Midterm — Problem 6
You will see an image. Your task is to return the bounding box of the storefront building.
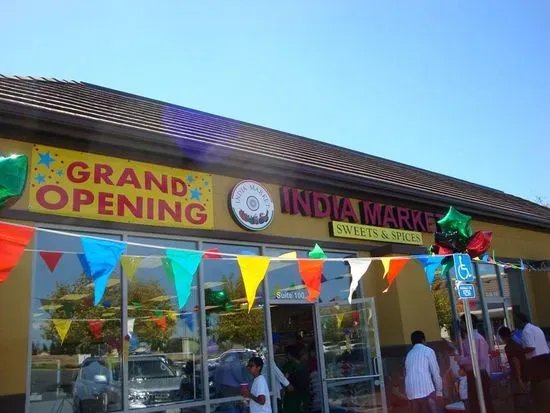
[0,76,549,413]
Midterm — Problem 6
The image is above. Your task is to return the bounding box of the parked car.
[72,354,196,412]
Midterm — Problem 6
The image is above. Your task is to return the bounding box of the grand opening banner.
[29,145,214,229]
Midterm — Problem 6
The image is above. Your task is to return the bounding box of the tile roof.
[0,75,549,228]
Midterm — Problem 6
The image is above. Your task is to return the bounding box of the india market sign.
[281,186,444,245]
[29,145,214,229]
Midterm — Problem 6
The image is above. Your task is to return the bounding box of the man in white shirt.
[272,362,293,412]
[243,357,271,413]
[405,330,443,413]
[515,313,550,412]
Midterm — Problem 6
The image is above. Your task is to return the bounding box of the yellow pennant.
[167,311,178,321]
[380,258,391,278]
[121,256,143,282]
[336,313,345,329]
[53,319,72,344]
[237,256,271,312]
[267,251,297,272]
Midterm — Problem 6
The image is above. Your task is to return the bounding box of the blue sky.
[2,1,549,203]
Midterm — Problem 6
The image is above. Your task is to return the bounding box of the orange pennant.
[297,259,324,302]
[0,222,35,282]
[382,258,409,293]
[152,315,167,330]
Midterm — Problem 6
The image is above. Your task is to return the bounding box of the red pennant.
[203,248,222,259]
[152,315,167,330]
[384,258,409,291]
[39,251,63,272]
[0,222,35,282]
[297,259,324,302]
[88,320,104,340]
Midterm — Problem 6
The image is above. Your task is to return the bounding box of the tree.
[208,273,266,351]
[431,272,453,337]
[42,274,176,355]
[535,196,550,208]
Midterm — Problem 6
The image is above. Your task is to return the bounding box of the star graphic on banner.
[190,188,202,201]
[56,169,64,176]
[37,151,55,168]
[187,175,195,183]
[35,173,46,184]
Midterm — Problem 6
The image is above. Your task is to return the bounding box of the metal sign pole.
[463,297,487,413]
[453,253,487,413]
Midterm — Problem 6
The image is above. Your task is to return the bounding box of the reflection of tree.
[432,273,453,336]
[42,274,176,354]
[208,273,265,351]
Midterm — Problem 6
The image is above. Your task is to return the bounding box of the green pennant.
[308,243,327,259]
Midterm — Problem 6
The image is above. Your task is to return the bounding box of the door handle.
[373,356,380,376]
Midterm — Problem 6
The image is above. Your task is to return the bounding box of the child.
[242,357,271,413]
[457,366,468,404]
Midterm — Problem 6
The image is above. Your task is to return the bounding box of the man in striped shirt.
[405,330,443,413]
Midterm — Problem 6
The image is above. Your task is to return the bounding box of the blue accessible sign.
[453,254,474,282]
[458,283,476,300]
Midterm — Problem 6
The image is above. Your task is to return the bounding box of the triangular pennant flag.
[269,252,297,272]
[78,254,92,278]
[140,256,162,269]
[88,320,104,340]
[308,243,327,259]
[520,259,525,270]
[182,313,194,331]
[127,318,135,334]
[102,300,112,308]
[152,315,167,330]
[381,258,410,293]
[237,256,270,311]
[80,237,126,305]
[53,319,72,344]
[336,313,345,329]
[39,251,63,272]
[167,311,178,321]
[153,309,163,318]
[203,248,222,259]
[347,258,373,303]
[416,256,445,287]
[161,257,175,281]
[297,259,324,302]
[165,249,204,309]
[120,256,142,282]
[0,222,35,282]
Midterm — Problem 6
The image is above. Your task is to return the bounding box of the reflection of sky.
[32,231,122,343]
[127,237,200,343]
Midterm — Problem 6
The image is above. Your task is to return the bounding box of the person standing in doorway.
[515,313,550,412]
[272,360,293,412]
[455,314,495,413]
[242,357,271,413]
[498,327,530,413]
[283,345,310,413]
[405,330,443,413]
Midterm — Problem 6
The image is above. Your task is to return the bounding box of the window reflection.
[30,231,123,413]
[202,243,269,403]
[266,248,356,303]
[126,237,202,408]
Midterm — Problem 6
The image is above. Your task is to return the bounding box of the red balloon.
[466,231,492,258]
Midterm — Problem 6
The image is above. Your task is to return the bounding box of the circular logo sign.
[230,180,274,231]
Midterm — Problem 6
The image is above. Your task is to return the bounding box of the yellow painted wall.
[0,219,33,396]
[1,136,549,396]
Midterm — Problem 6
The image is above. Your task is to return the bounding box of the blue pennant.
[181,313,194,331]
[165,249,204,309]
[80,237,126,305]
[78,254,92,279]
[416,255,445,287]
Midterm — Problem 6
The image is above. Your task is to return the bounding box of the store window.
[266,248,357,303]
[126,237,203,408]
[30,230,123,413]
[202,243,269,403]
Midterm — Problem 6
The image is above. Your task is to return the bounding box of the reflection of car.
[72,354,192,412]
[212,349,260,398]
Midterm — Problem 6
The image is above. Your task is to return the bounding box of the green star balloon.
[437,206,473,242]
[0,154,28,207]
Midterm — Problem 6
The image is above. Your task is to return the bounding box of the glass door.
[314,297,387,413]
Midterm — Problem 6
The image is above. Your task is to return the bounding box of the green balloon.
[437,207,473,241]
[0,154,28,207]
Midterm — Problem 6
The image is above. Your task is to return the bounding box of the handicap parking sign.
[458,283,476,300]
[453,254,474,282]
